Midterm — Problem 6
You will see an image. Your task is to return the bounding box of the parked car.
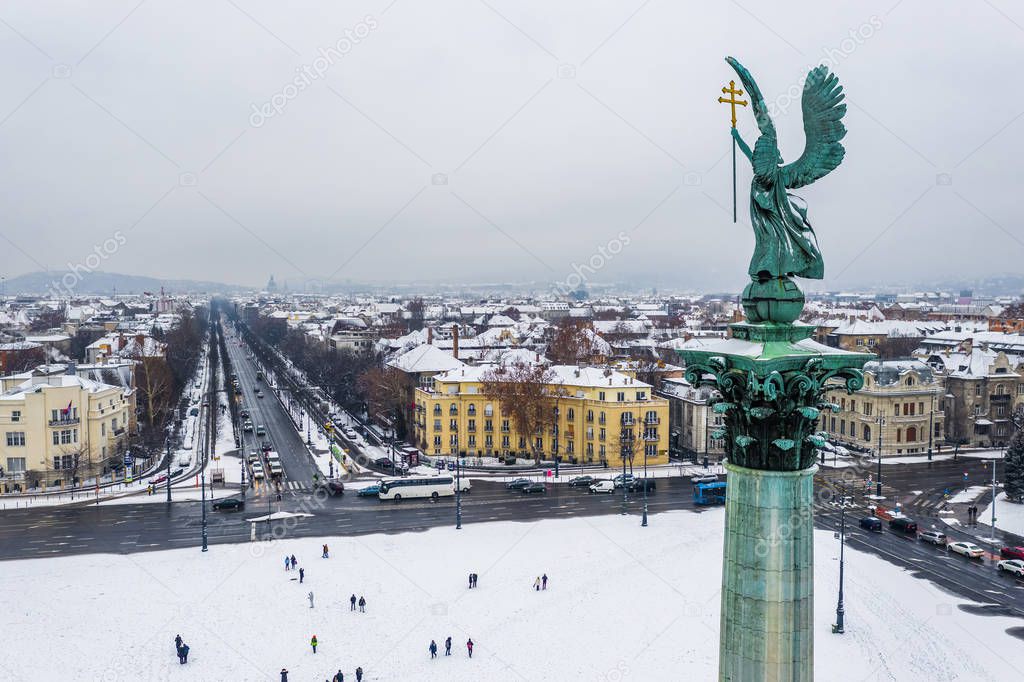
[213,497,245,511]
[343,427,358,440]
[612,474,635,489]
[1000,546,1024,561]
[243,420,253,432]
[919,530,947,546]
[316,479,345,495]
[170,467,184,477]
[148,474,168,486]
[949,541,985,559]
[888,517,918,534]
[506,478,532,490]
[568,475,598,488]
[859,517,882,532]
[691,473,718,484]
[628,478,656,493]
[256,390,264,398]
[357,483,381,497]
[589,480,615,494]
[521,482,546,494]
[996,559,1024,577]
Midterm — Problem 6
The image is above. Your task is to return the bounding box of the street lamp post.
[641,432,649,528]
[620,424,631,516]
[927,391,935,461]
[833,482,846,634]
[456,457,462,530]
[165,436,172,503]
[876,411,884,497]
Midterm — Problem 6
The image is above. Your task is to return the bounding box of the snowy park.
[3,509,1023,681]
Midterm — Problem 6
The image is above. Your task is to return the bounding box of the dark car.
[1000,546,1024,561]
[240,409,250,419]
[628,478,656,493]
[374,457,395,470]
[506,478,532,490]
[521,482,546,494]
[357,484,381,497]
[316,479,345,495]
[859,517,882,532]
[568,475,597,488]
[212,497,245,511]
[889,517,918,534]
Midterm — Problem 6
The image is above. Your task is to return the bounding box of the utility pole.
[991,457,997,533]
[456,457,462,530]
[641,432,649,528]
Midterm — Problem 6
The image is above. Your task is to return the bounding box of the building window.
[5,432,25,447]
[918,402,924,415]
[449,434,458,446]
[449,419,458,430]
[502,435,510,448]
[101,423,106,436]
[864,403,872,416]
[484,435,493,448]
[53,455,76,470]
[599,428,606,441]
[433,435,442,447]
[863,425,871,442]
[894,404,900,417]
[896,428,902,443]
[467,404,476,415]
[621,412,634,426]
[484,404,493,417]
[468,435,476,448]
[599,445,606,459]
[906,426,917,442]
[840,420,846,436]
[433,420,441,431]
[598,392,605,401]
[467,419,476,432]
[617,392,626,402]
[501,419,510,432]
[433,404,441,416]
[637,391,646,400]
[449,404,458,416]
[566,440,575,454]
[11,410,20,423]
[586,442,593,456]
[645,444,657,457]
[6,456,26,473]
[599,412,606,424]
[567,408,575,421]
[485,419,493,432]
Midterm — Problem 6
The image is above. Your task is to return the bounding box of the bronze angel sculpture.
[726,56,847,282]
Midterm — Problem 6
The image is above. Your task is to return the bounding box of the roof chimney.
[427,327,433,345]
[452,325,459,359]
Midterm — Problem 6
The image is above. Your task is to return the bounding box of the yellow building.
[414,365,669,466]
[0,374,134,489]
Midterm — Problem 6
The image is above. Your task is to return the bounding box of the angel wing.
[781,65,847,189]
[725,56,774,139]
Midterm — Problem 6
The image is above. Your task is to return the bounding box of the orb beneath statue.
[741,276,804,323]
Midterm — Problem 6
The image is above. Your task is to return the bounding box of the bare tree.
[546,319,593,365]
[357,365,413,438]
[873,335,921,360]
[482,361,556,464]
[131,353,175,433]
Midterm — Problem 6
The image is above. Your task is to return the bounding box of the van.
[889,517,918,534]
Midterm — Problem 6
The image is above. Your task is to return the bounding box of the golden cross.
[718,80,748,128]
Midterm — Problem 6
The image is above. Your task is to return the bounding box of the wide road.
[223,325,318,486]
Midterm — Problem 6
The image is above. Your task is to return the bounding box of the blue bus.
[693,482,727,506]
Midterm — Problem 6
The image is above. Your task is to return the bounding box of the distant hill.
[4,271,244,295]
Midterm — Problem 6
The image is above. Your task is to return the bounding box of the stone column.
[719,462,816,681]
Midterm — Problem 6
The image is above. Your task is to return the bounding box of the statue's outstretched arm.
[731,127,752,162]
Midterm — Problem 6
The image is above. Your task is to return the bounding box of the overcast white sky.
[0,1,1021,292]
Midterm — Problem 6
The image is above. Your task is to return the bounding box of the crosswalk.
[252,480,311,496]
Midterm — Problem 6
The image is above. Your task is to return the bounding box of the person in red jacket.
[466,638,474,658]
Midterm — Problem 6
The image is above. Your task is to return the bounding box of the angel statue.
[726,56,846,282]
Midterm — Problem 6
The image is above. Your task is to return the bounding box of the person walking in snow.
[310,634,318,654]
[299,567,305,583]
[332,670,344,682]
[323,544,329,558]
[358,596,366,612]
[280,668,289,682]
[429,640,438,659]
[533,576,541,591]
[466,638,474,658]
[350,594,357,611]
[176,645,185,665]
[285,556,290,571]
[444,636,452,656]
[355,667,363,681]
[542,573,548,590]
[290,554,297,570]
[174,634,183,651]
[308,591,315,608]
[468,572,473,589]
[181,643,189,664]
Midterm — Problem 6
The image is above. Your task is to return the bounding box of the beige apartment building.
[0,374,134,489]
[824,360,945,456]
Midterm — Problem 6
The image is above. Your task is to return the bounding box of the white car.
[996,559,1024,577]
[251,462,265,480]
[589,480,615,494]
[948,541,985,559]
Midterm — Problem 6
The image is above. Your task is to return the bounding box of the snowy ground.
[949,485,991,504]
[983,492,1024,538]
[3,512,1023,681]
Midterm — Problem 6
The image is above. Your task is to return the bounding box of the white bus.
[377,476,470,502]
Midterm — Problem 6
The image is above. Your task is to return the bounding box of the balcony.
[49,418,80,427]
